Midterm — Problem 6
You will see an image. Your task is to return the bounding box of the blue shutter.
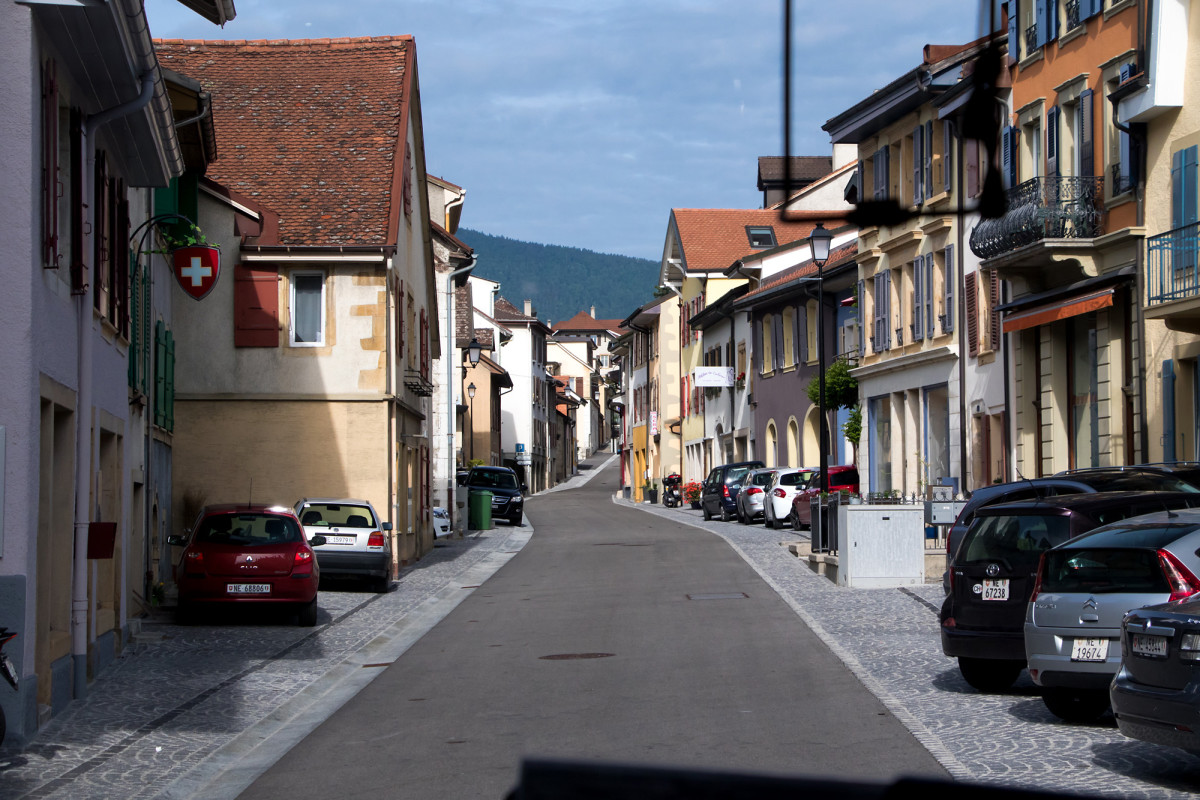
[1184,146,1198,226]
[1035,0,1048,48]
[1044,0,1058,43]
[1083,0,1101,20]
[943,245,955,333]
[1008,0,1021,63]
[913,258,924,341]
[1002,126,1017,189]
[1079,89,1094,178]
[1046,106,1059,177]
[855,159,864,203]
[913,125,924,205]
[925,254,935,337]
[883,271,892,349]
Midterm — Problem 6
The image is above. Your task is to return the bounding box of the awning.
[1001,287,1115,333]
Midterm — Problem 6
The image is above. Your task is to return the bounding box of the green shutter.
[165,329,176,432]
[155,320,166,427]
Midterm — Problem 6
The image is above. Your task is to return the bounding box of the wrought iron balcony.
[1066,0,1081,30]
[1024,24,1038,54]
[1110,163,1134,196]
[969,175,1105,260]
[1147,223,1200,307]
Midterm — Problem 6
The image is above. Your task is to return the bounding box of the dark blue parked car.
[701,460,765,522]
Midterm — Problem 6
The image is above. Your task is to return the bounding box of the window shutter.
[883,271,893,349]
[913,258,924,341]
[988,270,1002,351]
[42,60,59,268]
[1184,146,1199,226]
[1008,0,1021,63]
[754,316,763,374]
[924,120,934,198]
[857,279,865,355]
[873,148,886,199]
[154,321,166,427]
[116,194,130,338]
[797,304,807,364]
[966,138,980,198]
[855,159,864,203]
[420,308,430,379]
[1035,0,1048,48]
[942,120,953,193]
[943,245,955,333]
[1084,0,1101,19]
[165,328,176,432]
[93,155,109,313]
[69,108,84,293]
[925,253,935,338]
[966,273,979,357]
[882,146,891,199]
[396,278,405,358]
[913,125,923,205]
[1046,106,1059,177]
[873,274,884,352]
[1002,126,1017,189]
[1079,89,1094,178]
[234,265,280,347]
[773,312,784,371]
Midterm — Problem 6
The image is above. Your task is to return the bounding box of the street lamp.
[809,223,832,549]
[464,337,483,368]
[467,382,477,462]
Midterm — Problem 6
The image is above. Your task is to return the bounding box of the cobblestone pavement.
[0,523,533,800]
[622,497,1200,800]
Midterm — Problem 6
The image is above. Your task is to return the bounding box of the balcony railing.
[1024,24,1038,55]
[1147,223,1200,307]
[1110,162,1134,196]
[969,175,1105,260]
[1066,0,1081,30]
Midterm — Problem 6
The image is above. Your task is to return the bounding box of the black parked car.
[701,460,765,522]
[943,467,1200,592]
[464,466,526,525]
[940,491,1200,693]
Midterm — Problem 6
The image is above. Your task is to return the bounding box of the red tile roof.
[552,310,624,333]
[154,36,416,247]
[671,209,835,273]
[741,243,859,301]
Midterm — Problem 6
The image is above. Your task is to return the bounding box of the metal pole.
[817,261,829,548]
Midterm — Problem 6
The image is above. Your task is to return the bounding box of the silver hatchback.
[1025,510,1200,721]
[295,498,393,593]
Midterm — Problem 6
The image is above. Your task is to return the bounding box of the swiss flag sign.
[172,244,221,301]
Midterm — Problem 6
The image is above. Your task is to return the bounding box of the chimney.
[590,305,596,318]
[524,299,533,316]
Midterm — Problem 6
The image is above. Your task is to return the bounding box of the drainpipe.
[955,119,971,488]
[73,71,157,699]
[446,256,477,533]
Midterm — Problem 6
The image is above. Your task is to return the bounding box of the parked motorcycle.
[662,474,683,508]
[0,627,17,746]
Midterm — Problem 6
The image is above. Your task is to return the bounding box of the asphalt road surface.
[239,461,948,799]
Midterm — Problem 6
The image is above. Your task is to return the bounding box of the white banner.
[693,366,734,387]
[649,411,659,435]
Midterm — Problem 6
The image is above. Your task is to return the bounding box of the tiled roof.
[154,37,415,247]
[740,242,858,302]
[493,296,537,323]
[552,311,623,333]
[671,209,832,273]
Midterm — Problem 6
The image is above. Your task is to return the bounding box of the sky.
[145,0,995,261]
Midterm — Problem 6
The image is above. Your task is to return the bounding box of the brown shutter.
[69,108,85,294]
[966,138,980,198]
[988,269,1002,350]
[234,265,279,347]
[396,278,404,358]
[420,308,429,379]
[93,154,109,312]
[42,60,59,268]
[966,273,979,357]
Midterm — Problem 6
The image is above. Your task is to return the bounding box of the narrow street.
[237,457,946,799]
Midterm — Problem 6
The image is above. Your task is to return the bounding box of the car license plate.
[1131,634,1169,658]
[324,535,355,545]
[981,579,1009,601]
[227,583,270,595]
[1071,637,1110,662]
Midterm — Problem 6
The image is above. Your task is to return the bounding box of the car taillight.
[368,532,385,548]
[747,487,763,496]
[294,548,314,565]
[1159,549,1200,602]
[773,488,786,498]
[1029,553,1047,600]
[722,485,730,498]
[185,550,203,564]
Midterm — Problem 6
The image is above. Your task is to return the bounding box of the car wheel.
[702,504,712,521]
[721,506,732,522]
[372,573,391,593]
[791,510,802,532]
[1041,688,1110,722]
[957,657,1023,693]
[297,598,319,627]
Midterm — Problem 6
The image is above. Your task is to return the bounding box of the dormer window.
[746,226,776,249]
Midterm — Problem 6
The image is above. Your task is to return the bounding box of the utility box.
[837,505,925,588]
[468,490,493,530]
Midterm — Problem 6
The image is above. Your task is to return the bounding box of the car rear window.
[751,471,776,487]
[726,467,752,485]
[1067,522,1200,550]
[195,514,302,545]
[299,503,377,528]
[961,514,1071,568]
[1076,473,1200,493]
[470,471,519,490]
[780,471,812,487]
[1040,548,1169,594]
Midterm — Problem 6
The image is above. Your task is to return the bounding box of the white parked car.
[294,498,393,593]
[433,507,451,537]
[763,468,816,530]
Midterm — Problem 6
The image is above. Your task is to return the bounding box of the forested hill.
[455,228,660,326]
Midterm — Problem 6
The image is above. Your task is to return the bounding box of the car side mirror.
[381,522,393,531]
[309,535,327,547]
[167,534,187,547]
[520,483,528,493]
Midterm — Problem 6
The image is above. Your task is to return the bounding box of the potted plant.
[684,481,703,508]
[648,481,659,504]
[735,371,746,390]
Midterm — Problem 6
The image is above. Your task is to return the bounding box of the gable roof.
[738,242,859,305]
[670,209,830,273]
[154,36,416,247]
[552,310,624,334]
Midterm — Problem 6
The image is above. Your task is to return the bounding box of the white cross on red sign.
[172,244,221,300]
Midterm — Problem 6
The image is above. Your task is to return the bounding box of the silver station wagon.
[1025,509,1200,721]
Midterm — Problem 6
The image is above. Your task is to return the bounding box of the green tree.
[805,357,858,410]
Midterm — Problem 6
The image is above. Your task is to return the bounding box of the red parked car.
[790,466,861,530]
[169,504,325,626]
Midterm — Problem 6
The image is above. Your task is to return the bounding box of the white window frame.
[290,270,326,347]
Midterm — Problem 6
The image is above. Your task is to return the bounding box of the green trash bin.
[468,489,493,530]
